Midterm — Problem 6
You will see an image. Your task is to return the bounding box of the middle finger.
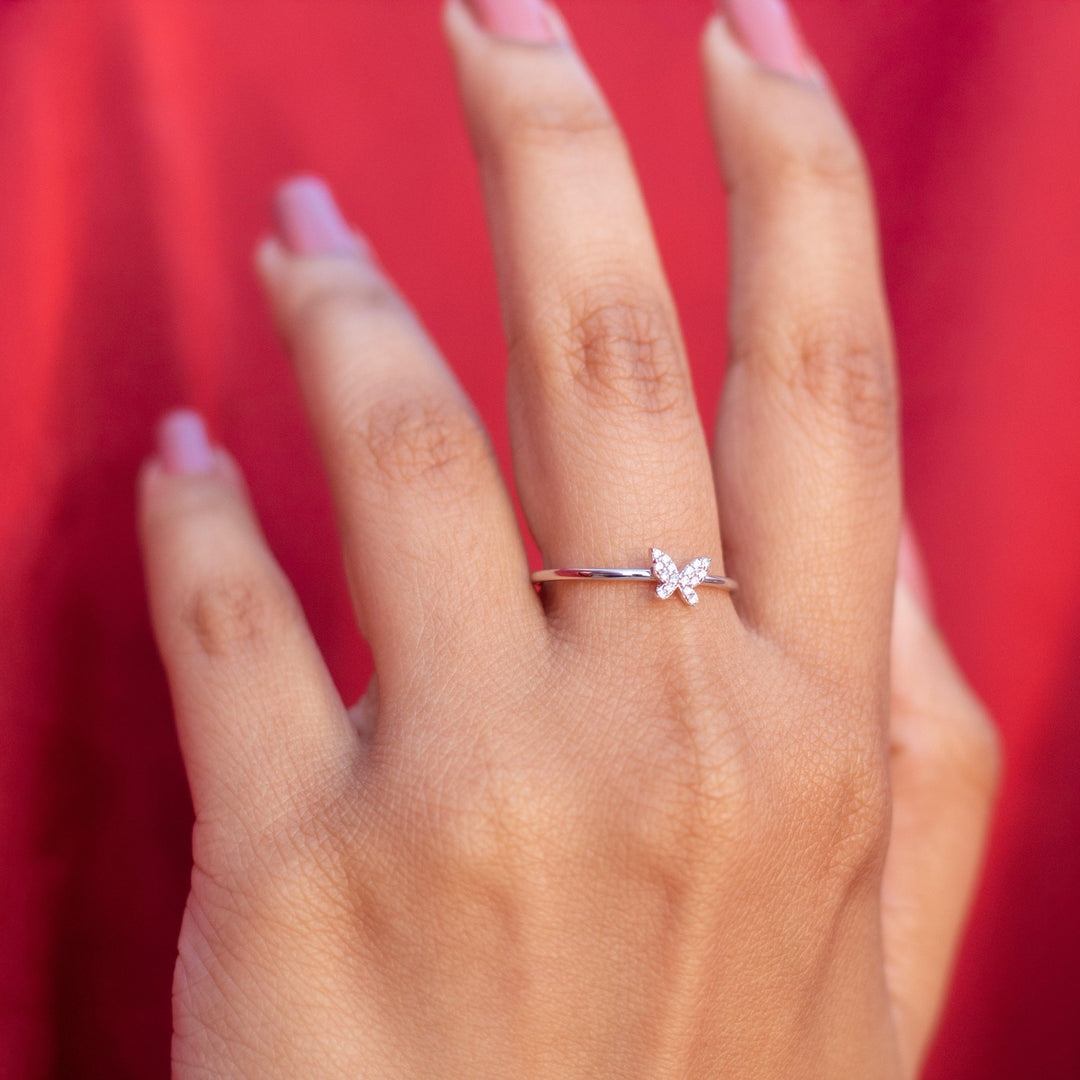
[446,2,731,628]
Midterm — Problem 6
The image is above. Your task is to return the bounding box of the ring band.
[531,548,737,608]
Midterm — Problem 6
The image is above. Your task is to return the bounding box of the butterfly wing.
[679,557,711,589]
[651,548,680,599]
[677,556,711,606]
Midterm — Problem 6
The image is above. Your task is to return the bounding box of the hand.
[139,1,999,1076]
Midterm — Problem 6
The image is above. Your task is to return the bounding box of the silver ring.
[531,548,737,608]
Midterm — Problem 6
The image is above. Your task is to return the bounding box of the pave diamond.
[651,548,712,607]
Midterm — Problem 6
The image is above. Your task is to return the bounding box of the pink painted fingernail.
[898,514,935,616]
[273,176,365,257]
[157,410,216,476]
[464,0,558,42]
[721,0,814,81]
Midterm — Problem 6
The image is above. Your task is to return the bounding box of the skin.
[138,5,1000,1078]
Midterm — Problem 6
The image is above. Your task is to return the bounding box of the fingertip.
[701,11,741,63]
[445,0,565,47]
[255,234,288,279]
[443,0,478,42]
[156,409,217,476]
[540,3,571,44]
[138,413,246,519]
[892,574,933,648]
[891,574,959,708]
[701,13,755,121]
[702,5,828,118]
[212,446,247,491]
[137,455,167,509]
[271,175,367,259]
[898,515,936,617]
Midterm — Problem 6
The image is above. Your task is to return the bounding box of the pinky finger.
[881,519,1001,1074]
[138,412,356,829]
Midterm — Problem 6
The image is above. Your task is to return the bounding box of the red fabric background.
[1,1,1077,1076]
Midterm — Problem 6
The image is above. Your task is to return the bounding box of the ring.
[531,548,737,608]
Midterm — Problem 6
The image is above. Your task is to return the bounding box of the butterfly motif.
[651,548,711,606]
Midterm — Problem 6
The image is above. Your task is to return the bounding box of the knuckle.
[441,788,527,874]
[793,755,891,895]
[289,274,401,354]
[407,750,553,878]
[488,83,620,153]
[763,306,897,454]
[776,689,892,888]
[910,701,1003,804]
[774,122,870,198]
[183,572,298,657]
[544,280,691,421]
[348,392,493,496]
[416,755,743,896]
[393,694,756,888]
[960,707,1004,797]
[630,684,757,840]
[620,737,755,874]
[820,747,891,875]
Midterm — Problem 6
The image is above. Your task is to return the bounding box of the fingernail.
[898,514,935,616]
[464,0,558,43]
[721,0,814,81]
[273,176,365,257]
[157,410,216,476]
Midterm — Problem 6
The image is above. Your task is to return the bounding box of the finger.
[138,412,354,824]
[703,9,900,669]
[445,1,732,626]
[258,178,541,689]
[882,522,1000,1072]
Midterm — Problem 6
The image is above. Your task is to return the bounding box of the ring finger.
[445,1,734,630]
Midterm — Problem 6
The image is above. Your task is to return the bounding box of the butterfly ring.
[531,548,737,608]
